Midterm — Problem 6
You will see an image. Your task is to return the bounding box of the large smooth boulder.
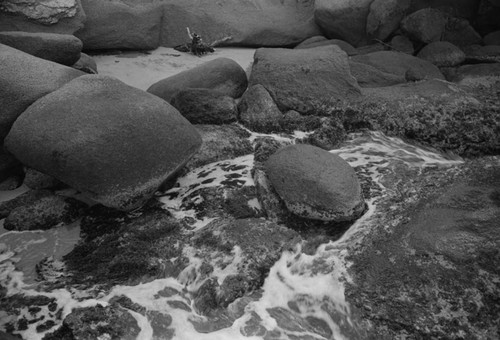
[349,60,406,87]
[351,51,444,82]
[147,58,248,103]
[0,43,83,142]
[160,0,321,47]
[294,38,358,56]
[442,17,482,47]
[5,75,202,210]
[238,84,283,133]
[249,46,361,114]
[401,8,448,43]
[366,0,411,41]
[75,0,162,50]
[314,0,372,46]
[0,0,86,34]
[265,144,365,222]
[417,41,466,67]
[0,31,82,65]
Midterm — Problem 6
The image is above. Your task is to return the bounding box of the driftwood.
[174,27,232,56]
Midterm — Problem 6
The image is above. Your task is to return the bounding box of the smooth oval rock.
[5,75,202,210]
[265,144,365,222]
[147,58,248,103]
[417,41,466,67]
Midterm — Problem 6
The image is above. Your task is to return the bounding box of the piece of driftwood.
[174,27,232,56]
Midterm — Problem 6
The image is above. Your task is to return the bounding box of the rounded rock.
[417,41,466,67]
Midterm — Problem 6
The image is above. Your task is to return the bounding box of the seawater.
[0,131,463,340]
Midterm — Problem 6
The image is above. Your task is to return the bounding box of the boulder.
[23,168,62,190]
[265,144,365,222]
[5,75,202,210]
[147,58,248,103]
[349,60,406,87]
[294,35,328,48]
[390,35,415,54]
[442,17,482,47]
[0,190,52,219]
[0,150,22,183]
[476,0,500,36]
[185,124,252,171]
[408,0,480,20]
[0,0,86,34]
[170,88,237,125]
[160,0,321,47]
[71,52,97,74]
[75,0,162,50]
[295,38,358,56]
[351,51,444,82]
[249,46,361,114]
[417,41,466,67]
[448,63,500,87]
[366,0,411,41]
[238,84,283,133]
[463,44,500,63]
[484,30,500,45]
[400,8,448,43]
[0,43,83,142]
[0,31,82,66]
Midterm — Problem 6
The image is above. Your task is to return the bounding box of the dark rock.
[442,17,482,47]
[23,168,62,190]
[484,30,500,45]
[185,124,252,171]
[294,35,328,49]
[238,84,283,133]
[0,31,82,66]
[349,60,406,87]
[147,310,174,340]
[249,46,361,114]
[265,144,365,222]
[71,52,97,74]
[295,39,358,56]
[148,58,248,103]
[223,186,263,219]
[447,63,500,87]
[463,44,500,63]
[5,75,202,211]
[355,42,386,55]
[170,88,237,125]
[0,190,52,219]
[390,35,414,54]
[401,8,448,43]
[298,118,347,150]
[267,307,333,339]
[366,0,411,41]
[0,43,83,142]
[75,0,162,50]
[279,110,322,133]
[0,149,22,183]
[407,0,479,20]
[417,41,466,67]
[254,137,292,164]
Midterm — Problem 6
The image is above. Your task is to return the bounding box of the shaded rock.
[401,8,447,43]
[75,0,162,50]
[238,84,283,133]
[349,60,406,87]
[484,30,500,45]
[148,58,248,103]
[265,144,365,222]
[249,46,361,114]
[366,0,411,41]
[314,0,372,46]
[160,0,321,47]
[0,43,83,142]
[295,39,358,56]
[294,35,328,49]
[280,110,322,133]
[5,75,201,211]
[442,17,482,47]
[3,194,85,231]
[23,168,62,190]
[0,176,23,191]
[171,88,237,125]
[408,0,480,20]
[71,52,97,74]
[447,63,500,87]
[463,44,500,63]
[476,0,500,37]
[43,304,140,340]
[351,50,444,82]
[0,150,22,183]
[417,41,466,67]
[185,124,252,171]
[0,190,52,219]
[390,35,414,54]
[355,42,386,55]
[0,0,86,34]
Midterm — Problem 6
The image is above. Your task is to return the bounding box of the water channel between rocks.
[0,48,464,340]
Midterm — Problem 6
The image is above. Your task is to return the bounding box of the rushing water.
[0,131,463,340]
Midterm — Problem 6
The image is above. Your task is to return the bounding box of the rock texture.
[294,39,358,56]
[249,46,361,114]
[265,144,365,222]
[238,84,283,133]
[366,0,411,41]
[148,58,248,103]
[0,31,82,65]
[401,8,448,43]
[417,41,466,67]
[0,43,83,142]
[5,75,202,210]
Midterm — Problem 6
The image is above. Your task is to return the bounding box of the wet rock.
[43,304,140,340]
[5,75,201,211]
[351,51,444,83]
[147,310,174,340]
[298,118,347,150]
[147,58,248,103]
[185,124,252,171]
[484,30,500,45]
[267,307,332,339]
[417,41,466,67]
[75,0,162,50]
[408,0,479,20]
[355,42,386,55]
[390,35,414,54]
[238,84,283,133]
[171,88,237,125]
[0,189,52,219]
[254,137,292,164]
[366,0,411,41]
[401,8,448,43]
[253,167,288,223]
[23,168,62,190]
[4,194,86,231]
[0,31,82,66]
[223,186,263,219]
[71,52,97,74]
[266,144,365,222]
[295,39,358,56]
[249,46,361,114]
[279,110,322,133]
[0,43,83,142]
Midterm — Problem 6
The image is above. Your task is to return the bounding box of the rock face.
[238,84,283,133]
[170,88,237,125]
[249,46,361,114]
[148,58,248,103]
[366,0,411,41]
[0,43,83,142]
[0,0,86,34]
[265,144,365,222]
[160,0,321,47]
[417,41,466,67]
[314,0,373,46]
[75,0,162,50]
[400,8,448,43]
[0,31,82,66]
[5,75,202,210]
